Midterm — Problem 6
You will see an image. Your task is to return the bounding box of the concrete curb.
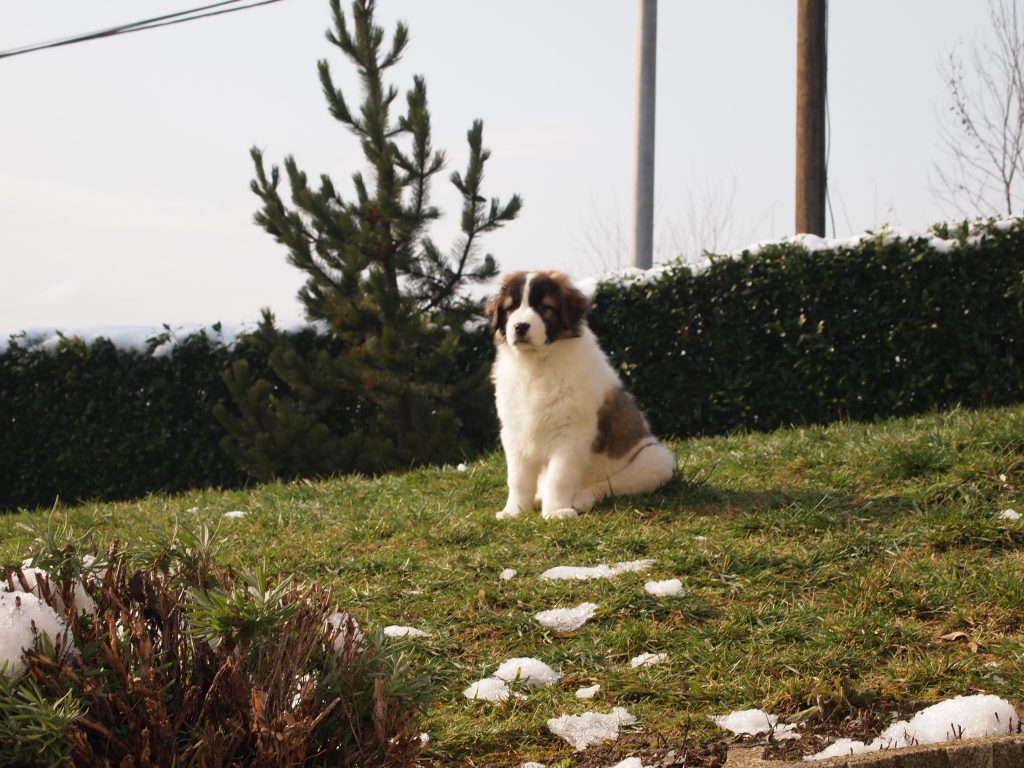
[724,734,1024,768]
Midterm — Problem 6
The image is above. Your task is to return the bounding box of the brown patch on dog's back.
[592,386,653,458]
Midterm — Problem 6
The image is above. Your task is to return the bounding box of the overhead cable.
[0,0,287,61]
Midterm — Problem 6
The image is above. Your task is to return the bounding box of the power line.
[0,0,288,61]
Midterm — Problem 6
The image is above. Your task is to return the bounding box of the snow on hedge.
[578,216,1024,299]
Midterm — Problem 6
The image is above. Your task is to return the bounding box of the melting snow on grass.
[463,677,518,702]
[0,591,72,678]
[382,625,431,639]
[576,684,601,699]
[629,652,668,668]
[541,559,656,581]
[465,657,561,702]
[493,657,562,686]
[547,707,637,750]
[712,709,799,739]
[534,602,598,632]
[499,568,518,581]
[644,578,683,597]
[805,695,1021,761]
[222,510,246,519]
[999,508,1021,521]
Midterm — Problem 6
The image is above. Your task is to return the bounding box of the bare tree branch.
[933,0,1024,217]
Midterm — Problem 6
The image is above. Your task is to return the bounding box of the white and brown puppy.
[486,270,675,520]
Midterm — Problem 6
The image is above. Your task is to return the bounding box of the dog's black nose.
[514,322,530,337]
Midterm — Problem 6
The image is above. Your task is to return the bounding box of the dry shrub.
[2,543,429,767]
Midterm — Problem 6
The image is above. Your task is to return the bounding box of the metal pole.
[632,0,657,269]
[795,0,827,235]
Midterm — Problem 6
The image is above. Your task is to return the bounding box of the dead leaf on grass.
[937,630,982,652]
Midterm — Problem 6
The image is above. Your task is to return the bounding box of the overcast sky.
[0,1,995,338]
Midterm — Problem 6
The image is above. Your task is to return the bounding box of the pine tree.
[216,0,520,479]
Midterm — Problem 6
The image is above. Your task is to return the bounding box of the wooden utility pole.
[795,0,827,235]
[631,0,657,269]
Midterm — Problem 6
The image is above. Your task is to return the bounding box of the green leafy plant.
[0,679,82,768]
[216,0,519,481]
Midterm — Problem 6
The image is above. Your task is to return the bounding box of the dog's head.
[485,270,589,349]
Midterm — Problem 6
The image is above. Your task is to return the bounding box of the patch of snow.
[999,508,1021,521]
[463,677,516,702]
[725,222,1015,260]
[8,562,96,616]
[581,264,676,297]
[534,602,598,632]
[0,591,71,678]
[547,707,637,750]
[644,578,683,597]
[610,759,645,768]
[630,652,668,668]
[805,695,1021,761]
[2,319,328,355]
[325,611,362,652]
[493,657,562,686]
[804,737,876,761]
[712,709,798,739]
[222,510,246,519]
[499,568,518,581]
[878,694,1019,748]
[541,559,656,581]
[520,763,546,768]
[576,684,601,699]
[383,625,431,639]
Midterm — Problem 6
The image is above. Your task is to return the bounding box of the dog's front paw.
[542,507,578,520]
[496,506,523,520]
[572,488,598,513]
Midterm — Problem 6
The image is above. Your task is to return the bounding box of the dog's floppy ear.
[485,294,501,330]
[560,283,589,330]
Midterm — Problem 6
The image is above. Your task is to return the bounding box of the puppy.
[486,270,675,520]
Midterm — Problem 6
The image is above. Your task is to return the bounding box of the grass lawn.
[3,404,1023,766]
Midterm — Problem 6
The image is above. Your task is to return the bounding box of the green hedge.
[0,329,249,511]
[589,218,1024,436]
[3,218,1023,511]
